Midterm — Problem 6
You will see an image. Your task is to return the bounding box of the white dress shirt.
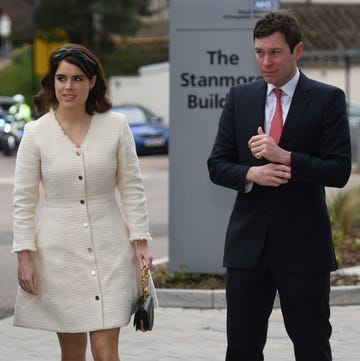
[244,69,300,193]
[265,68,300,133]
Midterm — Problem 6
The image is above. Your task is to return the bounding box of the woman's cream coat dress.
[12,109,153,332]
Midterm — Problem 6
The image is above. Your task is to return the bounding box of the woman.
[12,43,154,361]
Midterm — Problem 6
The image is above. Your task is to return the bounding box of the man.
[207,10,351,361]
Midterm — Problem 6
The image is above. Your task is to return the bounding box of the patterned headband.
[50,48,97,75]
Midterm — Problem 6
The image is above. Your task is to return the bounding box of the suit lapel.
[280,72,311,146]
[249,81,267,131]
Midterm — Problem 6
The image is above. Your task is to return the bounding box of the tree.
[34,0,152,54]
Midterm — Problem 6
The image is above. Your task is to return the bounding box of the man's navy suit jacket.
[208,72,352,272]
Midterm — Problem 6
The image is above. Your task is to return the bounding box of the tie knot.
[273,88,282,98]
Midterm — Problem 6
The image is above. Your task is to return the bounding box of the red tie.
[269,88,283,144]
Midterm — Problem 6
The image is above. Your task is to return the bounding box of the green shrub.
[0,45,40,112]
[330,185,360,238]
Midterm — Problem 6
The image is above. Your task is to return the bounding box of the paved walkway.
[1,305,359,360]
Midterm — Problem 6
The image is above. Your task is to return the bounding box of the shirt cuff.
[244,182,254,193]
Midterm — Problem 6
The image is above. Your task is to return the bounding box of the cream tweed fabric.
[12,109,153,332]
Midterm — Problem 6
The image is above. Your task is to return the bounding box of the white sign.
[169,0,279,273]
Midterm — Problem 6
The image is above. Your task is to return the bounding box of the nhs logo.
[254,1,273,10]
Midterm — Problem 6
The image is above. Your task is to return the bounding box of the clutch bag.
[134,266,154,331]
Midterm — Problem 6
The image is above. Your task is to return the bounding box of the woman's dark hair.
[253,10,302,53]
[33,43,112,117]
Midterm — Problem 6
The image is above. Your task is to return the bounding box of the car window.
[0,102,15,112]
[141,107,160,123]
[116,107,147,124]
[348,102,360,117]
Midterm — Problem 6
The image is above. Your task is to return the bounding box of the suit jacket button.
[80,200,85,204]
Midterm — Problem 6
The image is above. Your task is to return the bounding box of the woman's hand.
[17,250,39,295]
[134,239,153,269]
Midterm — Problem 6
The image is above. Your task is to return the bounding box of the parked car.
[111,104,169,155]
[347,101,360,168]
[347,101,360,126]
[0,112,26,156]
[0,96,24,156]
[0,95,15,112]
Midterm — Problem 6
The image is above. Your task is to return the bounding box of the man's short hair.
[253,10,302,53]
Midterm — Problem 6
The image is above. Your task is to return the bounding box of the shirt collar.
[267,68,300,97]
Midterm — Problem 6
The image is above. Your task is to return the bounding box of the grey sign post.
[169,0,279,273]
